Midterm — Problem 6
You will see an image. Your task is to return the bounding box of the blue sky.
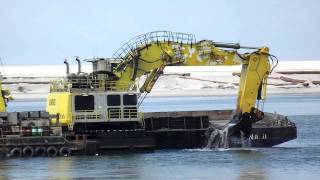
[0,0,319,65]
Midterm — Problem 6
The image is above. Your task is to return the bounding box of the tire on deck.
[10,147,22,157]
[35,146,46,157]
[22,146,34,157]
[59,147,71,157]
[47,146,58,157]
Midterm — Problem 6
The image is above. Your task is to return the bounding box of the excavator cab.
[47,58,142,132]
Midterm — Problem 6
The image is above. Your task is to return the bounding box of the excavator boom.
[112,31,272,115]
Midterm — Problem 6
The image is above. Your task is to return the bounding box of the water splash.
[205,123,252,149]
[205,128,225,149]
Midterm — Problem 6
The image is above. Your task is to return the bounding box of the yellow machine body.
[46,92,72,126]
[0,76,13,113]
[0,82,6,112]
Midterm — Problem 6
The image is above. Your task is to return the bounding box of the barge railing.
[50,79,137,92]
[72,109,143,123]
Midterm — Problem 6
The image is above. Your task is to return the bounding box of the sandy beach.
[2,60,320,99]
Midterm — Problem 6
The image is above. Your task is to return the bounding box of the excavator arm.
[112,32,272,117]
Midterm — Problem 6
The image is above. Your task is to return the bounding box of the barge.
[0,109,296,157]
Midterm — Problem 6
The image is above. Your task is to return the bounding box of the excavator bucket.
[206,109,264,149]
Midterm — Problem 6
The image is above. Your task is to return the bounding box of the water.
[2,94,320,179]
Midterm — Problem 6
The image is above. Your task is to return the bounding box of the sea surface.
[1,94,320,179]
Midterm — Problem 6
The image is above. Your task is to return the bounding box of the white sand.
[2,60,320,99]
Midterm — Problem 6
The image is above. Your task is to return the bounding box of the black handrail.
[112,31,196,62]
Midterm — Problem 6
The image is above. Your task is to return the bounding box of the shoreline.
[10,91,319,101]
[3,61,319,101]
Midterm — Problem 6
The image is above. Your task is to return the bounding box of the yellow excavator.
[47,31,277,146]
[0,32,296,155]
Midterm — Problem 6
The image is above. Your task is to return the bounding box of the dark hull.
[0,110,297,157]
[144,110,297,149]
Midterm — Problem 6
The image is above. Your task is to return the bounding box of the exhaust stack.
[63,59,70,75]
[75,57,81,74]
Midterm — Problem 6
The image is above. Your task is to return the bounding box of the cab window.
[75,95,94,111]
[123,94,137,105]
[107,95,121,106]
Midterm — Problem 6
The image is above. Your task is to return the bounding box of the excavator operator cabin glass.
[107,95,121,106]
[123,94,137,105]
[74,95,94,111]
